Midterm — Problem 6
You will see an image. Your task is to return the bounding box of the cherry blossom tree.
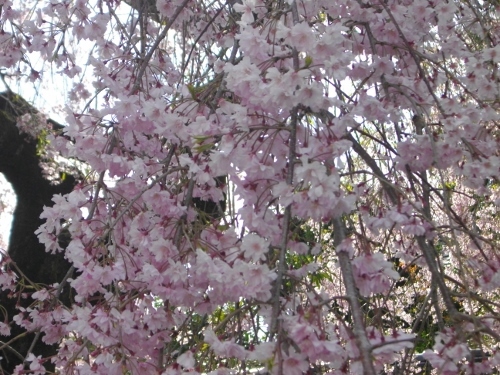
[0,0,499,374]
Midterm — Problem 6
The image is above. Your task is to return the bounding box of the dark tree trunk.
[0,92,75,374]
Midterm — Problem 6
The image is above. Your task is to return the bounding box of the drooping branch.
[332,217,377,375]
[348,126,459,313]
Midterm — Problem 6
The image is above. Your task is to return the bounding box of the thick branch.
[332,217,377,375]
[0,91,76,374]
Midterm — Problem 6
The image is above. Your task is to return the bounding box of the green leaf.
[304,55,313,68]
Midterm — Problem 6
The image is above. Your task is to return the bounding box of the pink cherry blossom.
[241,233,270,262]
[352,253,400,296]
[280,352,309,375]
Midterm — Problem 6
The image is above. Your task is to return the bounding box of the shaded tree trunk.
[0,92,75,374]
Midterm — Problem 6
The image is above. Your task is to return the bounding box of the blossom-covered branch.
[0,0,499,374]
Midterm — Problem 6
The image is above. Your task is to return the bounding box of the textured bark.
[0,92,75,374]
[123,0,159,21]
